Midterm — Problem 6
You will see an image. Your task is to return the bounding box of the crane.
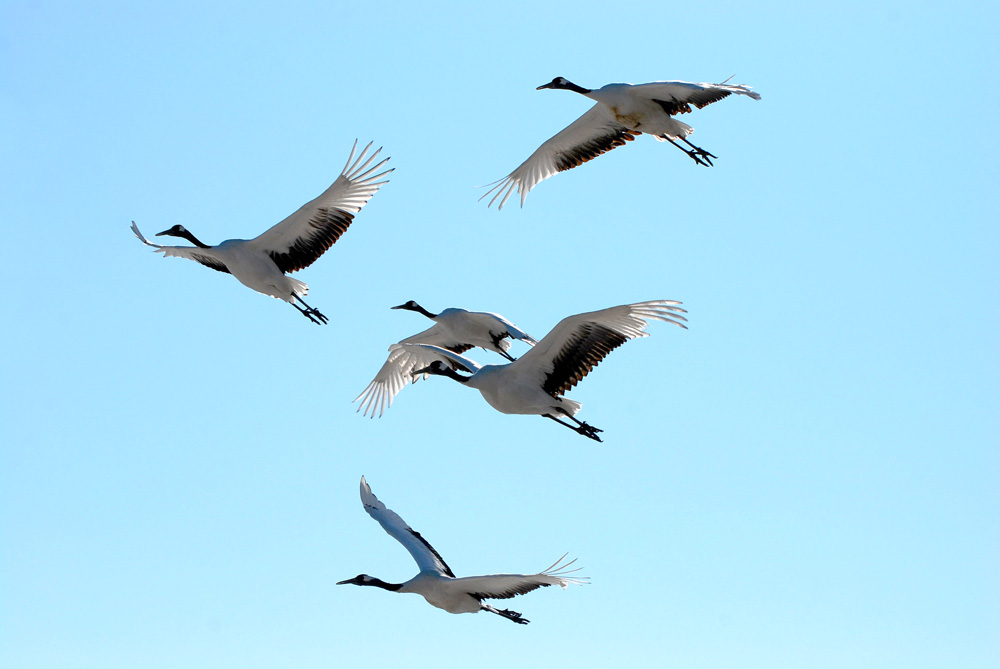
[338,476,587,624]
[483,77,760,209]
[132,140,391,323]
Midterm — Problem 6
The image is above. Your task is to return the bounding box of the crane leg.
[292,294,329,325]
[482,604,529,625]
[544,413,604,442]
[666,137,716,167]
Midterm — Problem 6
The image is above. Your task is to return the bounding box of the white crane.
[131,141,392,323]
[483,77,761,209]
[338,476,587,624]
[403,300,687,441]
[354,302,538,418]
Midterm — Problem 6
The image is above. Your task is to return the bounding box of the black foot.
[498,608,529,625]
[686,147,716,167]
[303,307,328,325]
[576,422,604,442]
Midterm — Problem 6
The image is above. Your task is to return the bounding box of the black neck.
[563,80,592,95]
[438,366,470,384]
[179,229,211,248]
[362,577,403,592]
[413,304,438,319]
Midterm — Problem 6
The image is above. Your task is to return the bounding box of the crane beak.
[335,578,353,585]
[536,82,555,90]
[390,304,406,310]
[154,229,170,236]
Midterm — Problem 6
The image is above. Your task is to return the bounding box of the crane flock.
[131,74,760,624]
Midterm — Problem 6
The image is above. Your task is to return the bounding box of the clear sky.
[1,1,997,667]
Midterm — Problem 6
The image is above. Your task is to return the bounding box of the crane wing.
[452,554,588,601]
[481,105,637,210]
[359,476,455,578]
[631,80,761,115]
[474,311,539,347]
[131,222,231,274]
[512,300,687,397]
[251,141,392,273]
[353,328,476,419]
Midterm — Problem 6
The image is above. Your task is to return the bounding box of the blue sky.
[1,1,997,667]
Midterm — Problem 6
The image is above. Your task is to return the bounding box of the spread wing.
[131,221,231,274]
[634,80,761,116]
[481,105,637,210]
[251,141,392,273]
[451,554,588,601]
[511,300,687,397]
[354,328,476,419]
[359,476,455,578]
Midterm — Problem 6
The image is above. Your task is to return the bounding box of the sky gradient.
[1,1,997,667]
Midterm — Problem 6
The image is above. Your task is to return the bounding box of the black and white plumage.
[354,302,538,418]
[405,300,687,441]
[483,77,761,209]
[338,476,586,624]
[131,141,392,323]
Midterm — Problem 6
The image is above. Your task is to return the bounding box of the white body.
[191,239,307,301]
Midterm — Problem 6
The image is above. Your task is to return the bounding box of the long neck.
[412,304,438,320]
[360,577,403,592]
[436,366,471,384]
[178,229,211,248]
[563,80,592,95]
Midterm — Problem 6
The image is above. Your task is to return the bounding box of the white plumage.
[132,140,392,323]
[404,300,687,441]
[483,77,761,209]
[354,301,537,418]
[337,476,586,624]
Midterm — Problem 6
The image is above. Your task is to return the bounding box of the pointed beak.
[412,365,432,376]
[336,578,353,585]
[536,82,555,90]
[390,304,405,310]
[155,230,169,237]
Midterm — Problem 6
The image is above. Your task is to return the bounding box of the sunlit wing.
[481,105,637,210]
[251,141,392,272]
[512,300,688,396]
[360,476,455,578]
[131,221,230,274]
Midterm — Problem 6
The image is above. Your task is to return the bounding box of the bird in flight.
[483,77,760,209]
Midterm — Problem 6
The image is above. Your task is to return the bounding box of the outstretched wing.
[634,80,761,116]
[353,328,476,419]
[359,476,455,578]
[131,221,231,274]
[452,554,588,601]
[251,141,392,273]
[512,300,688,397]
[481,105,637,210]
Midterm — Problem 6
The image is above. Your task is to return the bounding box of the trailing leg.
[292,294,328,325]
[544,413,603,442]
[482,603,529,625]
[666,137,715,167]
